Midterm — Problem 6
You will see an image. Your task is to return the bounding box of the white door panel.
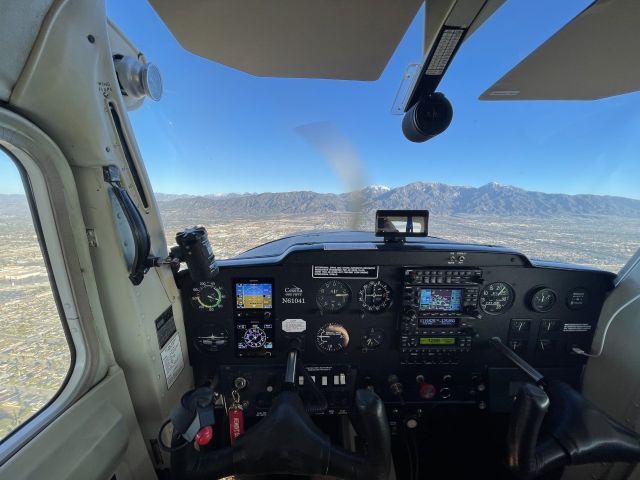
[0,367,156,480]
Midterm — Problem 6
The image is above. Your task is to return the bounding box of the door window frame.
[0,108,108,463]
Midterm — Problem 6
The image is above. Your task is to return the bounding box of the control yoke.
[491,337,640,479]
[171,349,393,480]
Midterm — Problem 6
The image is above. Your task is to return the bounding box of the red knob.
[195,425,214,446]
[419,383,437,400]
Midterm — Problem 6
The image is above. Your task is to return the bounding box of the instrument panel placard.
[312,265,378,279]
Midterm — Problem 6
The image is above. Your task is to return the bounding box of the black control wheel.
[172,388,392,480]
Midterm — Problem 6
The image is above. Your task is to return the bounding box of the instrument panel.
[180,244,614,417]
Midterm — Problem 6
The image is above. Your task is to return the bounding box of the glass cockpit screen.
[235,281,273,309]
[419,288,462,312]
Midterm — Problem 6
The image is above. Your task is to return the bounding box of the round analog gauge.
[358,280,392,312]
[530,287,557,313]
[362,327,385,350]
[191,282,226,311]
[479,282,515,315]
[316,280,351,313]
[194,326,230,353]
[316,323,350,353]
[243,326,267,349]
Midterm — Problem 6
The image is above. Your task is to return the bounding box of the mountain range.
[3,182,639,220]
[154,182,640,218]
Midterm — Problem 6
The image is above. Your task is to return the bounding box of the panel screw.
[87,34,95,43]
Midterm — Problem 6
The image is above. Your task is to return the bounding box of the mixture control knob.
[419,383,437,400]
[406,417,419,429]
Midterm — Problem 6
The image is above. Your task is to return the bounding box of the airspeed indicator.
[191,281,226,312]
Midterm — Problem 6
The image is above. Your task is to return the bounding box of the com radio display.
[419,337,456,346]
[419,288,462,312]
[235,281,273,310]
[418,317,459,328]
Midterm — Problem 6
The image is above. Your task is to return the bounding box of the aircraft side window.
[0,150,72,442]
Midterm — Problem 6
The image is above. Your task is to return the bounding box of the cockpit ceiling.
[0,0,53,101]
[481,0,640,100]
[147,0,424,80]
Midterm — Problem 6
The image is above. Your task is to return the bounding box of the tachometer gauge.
[316,323,350,353]
[316,280,351,312]
[530,287,557,313]
[194,325,230,353]
[358,280,392,312]
[479,282,514,315]
[362,327,385,350]
[191,281,226,311]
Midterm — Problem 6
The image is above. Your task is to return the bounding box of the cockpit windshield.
[107,0,640,271]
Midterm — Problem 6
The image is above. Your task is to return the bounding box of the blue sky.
[2,0,639,199]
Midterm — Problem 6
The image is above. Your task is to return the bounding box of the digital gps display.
[419,288,462,312]
[235,282,273,309]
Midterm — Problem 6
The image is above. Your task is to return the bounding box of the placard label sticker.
[563,323,592,333]
[155,307,176,349]
[282,318,307,333]
[161,333,184,389]
[312,265,378,279]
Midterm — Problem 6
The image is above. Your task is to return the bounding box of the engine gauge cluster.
[530,287,557,312]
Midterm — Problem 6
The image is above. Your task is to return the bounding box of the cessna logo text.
[283,285,305,304]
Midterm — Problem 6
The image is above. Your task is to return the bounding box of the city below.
[1,184,639,439]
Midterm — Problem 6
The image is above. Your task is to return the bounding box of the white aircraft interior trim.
[0,107,113,462]
[0,367,156,479]
[6,0,193,465]
[0,0,53,101]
